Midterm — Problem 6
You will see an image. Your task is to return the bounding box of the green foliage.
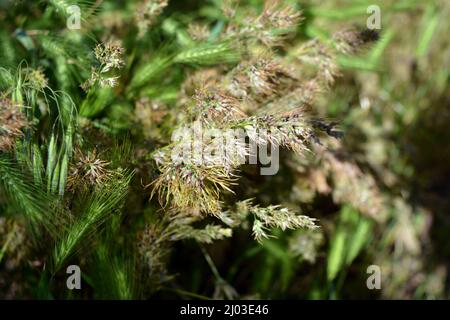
[327,206,373,282]
[0,154,57,234]
[52,171,133,272]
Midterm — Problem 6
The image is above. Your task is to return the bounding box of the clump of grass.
[0,0,446,300]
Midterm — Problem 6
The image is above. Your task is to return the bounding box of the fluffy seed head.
[0,98,28,152]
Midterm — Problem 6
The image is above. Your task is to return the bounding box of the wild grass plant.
[0,0,449,299]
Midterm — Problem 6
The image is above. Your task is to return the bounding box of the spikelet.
[81,42,125,91]
[134,0,169,37]
[0,98,28,152]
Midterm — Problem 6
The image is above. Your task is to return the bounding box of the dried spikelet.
[258,0,302,30]
[294,30,378,86]
[229,56,296,100]
[187,23,211,41]
[308,168,331,194]
[180,69,221,101]
[321,147,385,221]
[221,0,238,19]
[24,67,48,91]
[67,149,113,191]
[135,98,167,132]
[333,29,380,54]
[138,209,233,290]
[94,42,125,71]
[247,59,291,96]
[192,89,246,124]
[135,98,168,140]
[258,80,322,115]
[135,0,169,37]
[242,111,315,155]
[295,39,340,86]
[221,0,301,47]
[376,198,435,299]
[242,0,301,46]
[236,199,319,243]
[150,162,237,214]
[81,42,125,91]
[0,98,28,152]
[138,221,172,290]
[164,211,233,243]
[288,229,324,263]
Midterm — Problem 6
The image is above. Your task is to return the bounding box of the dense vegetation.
[0,0,449,299]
